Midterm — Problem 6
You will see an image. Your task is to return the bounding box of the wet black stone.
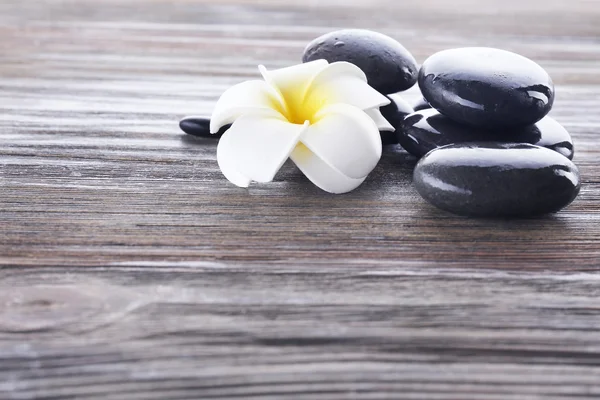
[302,29,418,94]
[527,117,575,160]
[379,94,414,145]
[179,116,229,138]
[419,47,554,129]
[412,96,431,111]
[400,109,574,159]
[413,143,580,217]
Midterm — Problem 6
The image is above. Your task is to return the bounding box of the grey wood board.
[1,0,600,398]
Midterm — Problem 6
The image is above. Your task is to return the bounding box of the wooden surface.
[2,0,600,398]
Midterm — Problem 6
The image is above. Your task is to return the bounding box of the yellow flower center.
[269,77,327,126]
[285,93,326,125]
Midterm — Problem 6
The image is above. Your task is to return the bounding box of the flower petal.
[290,144,366,194]
[210,80,285,133]
[304,62,390,112]
[219,111,308,184]
[366,108,395,131]
[300,103,382,179]
[259,60,329,122]
[216,128,251,188]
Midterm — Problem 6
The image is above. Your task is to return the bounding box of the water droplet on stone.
[302,29,419,93]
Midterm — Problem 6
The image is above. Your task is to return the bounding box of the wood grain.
[1,0,600,398]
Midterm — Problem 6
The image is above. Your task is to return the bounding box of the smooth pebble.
[413,143,580,217]
[419,47,554,128]
[303,29,418,94]
[400,109,574,159]
[179,116,229,138]
[379,94,414,145]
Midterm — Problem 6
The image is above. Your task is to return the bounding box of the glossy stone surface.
[413,143,580,217]
[379,94,414,145]
[412,96,431,111]
[419,47,554,128]
[303,29,418,94]
[529,117,574,160]
[179,116,229,138]
[400,109,574,159]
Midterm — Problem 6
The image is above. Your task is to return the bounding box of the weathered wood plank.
[2,268,600,399]
[1,0,600,398]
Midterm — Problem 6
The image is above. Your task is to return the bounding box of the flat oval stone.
[419,47,554,128]
[400,109,574,159]
[413,143,580,217]
[412,96,431,111]
[379,94,414,145]
[179,116,229,138]
[303,29,418,94]
[530,117,574,160]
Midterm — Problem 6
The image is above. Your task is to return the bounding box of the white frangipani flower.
[210,60,394,194]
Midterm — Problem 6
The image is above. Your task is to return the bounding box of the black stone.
[419,47,554,129]
[303,29,418,94]
[528,117,575,160]
[379,94,414,145]
[179,116,229,138]
[400,109,574,159]
[412,96,431,111]
[413,143,580,217]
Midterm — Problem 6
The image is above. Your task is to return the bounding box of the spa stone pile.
[180,29,581,217]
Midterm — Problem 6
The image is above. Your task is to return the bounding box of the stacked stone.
[303,31,580,217]
[180,29,581,217]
